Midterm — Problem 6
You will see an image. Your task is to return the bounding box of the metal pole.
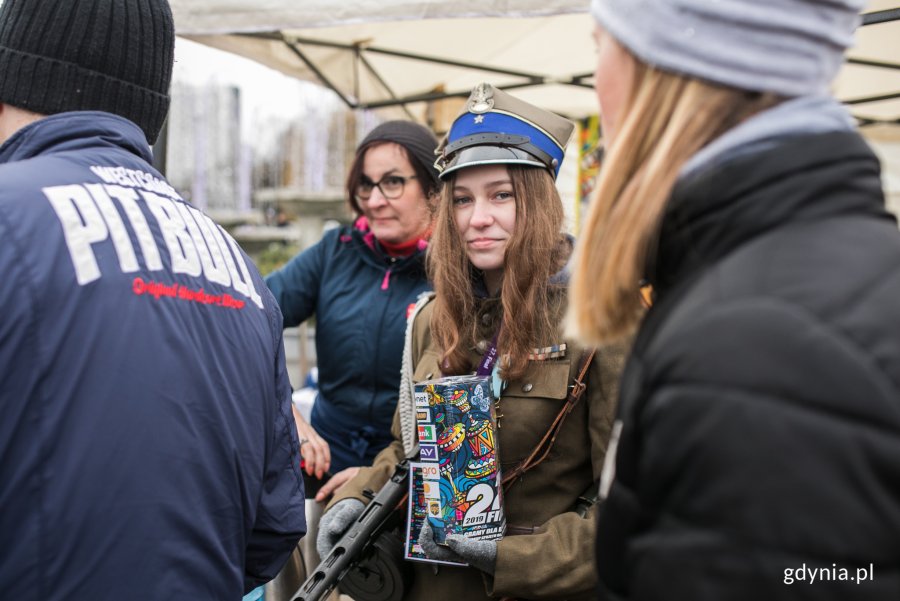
[152,114,169,175]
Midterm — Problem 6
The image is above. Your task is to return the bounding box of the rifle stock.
[291,458,411,601]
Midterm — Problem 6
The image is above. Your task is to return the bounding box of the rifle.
[291,457,413,601]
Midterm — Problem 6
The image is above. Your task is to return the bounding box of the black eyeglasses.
[356,174,417,201]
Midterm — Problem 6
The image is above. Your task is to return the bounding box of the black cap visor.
[436,145,550,180]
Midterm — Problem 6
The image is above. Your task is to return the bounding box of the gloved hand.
[316,498,365,560]
[418,521,465,564]
[418,522,498,574]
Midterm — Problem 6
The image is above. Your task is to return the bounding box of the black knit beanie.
[360,121,441,190]
[0,0,175,144]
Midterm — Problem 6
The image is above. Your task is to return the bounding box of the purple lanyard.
[476,330,500,377]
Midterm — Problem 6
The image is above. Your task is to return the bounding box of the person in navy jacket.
[266,120,440,499]
[0,1,305,599]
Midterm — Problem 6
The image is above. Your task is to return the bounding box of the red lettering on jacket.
[131,277,245,310]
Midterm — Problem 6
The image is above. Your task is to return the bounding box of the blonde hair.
[429,165,569,381]
[569,59,780,345]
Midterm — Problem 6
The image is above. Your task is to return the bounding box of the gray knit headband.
[590,0,864,97]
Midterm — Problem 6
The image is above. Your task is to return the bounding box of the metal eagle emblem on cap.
[467,83,494,114]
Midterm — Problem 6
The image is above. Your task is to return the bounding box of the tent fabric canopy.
[171,0,900,129]
[172,1,598,121]
[170,0,589,33]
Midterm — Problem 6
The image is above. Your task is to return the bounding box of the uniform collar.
[0,111,152,165]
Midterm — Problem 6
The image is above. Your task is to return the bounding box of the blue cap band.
[447,111,565,176]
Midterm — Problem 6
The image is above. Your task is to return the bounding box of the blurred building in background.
[167,82,251,215]
[164,78,379,262]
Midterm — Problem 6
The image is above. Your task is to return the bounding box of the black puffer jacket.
[596,131,900,600]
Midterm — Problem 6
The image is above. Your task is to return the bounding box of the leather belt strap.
[501,348,596,489]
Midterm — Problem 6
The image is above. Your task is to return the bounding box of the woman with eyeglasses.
[266,121,441,499]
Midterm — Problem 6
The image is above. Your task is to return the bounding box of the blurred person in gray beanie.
[569,1,900,599]
[0,2,307,599]
[589,0,863,99]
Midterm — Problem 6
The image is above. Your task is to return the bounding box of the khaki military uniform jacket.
[332,293,626,600]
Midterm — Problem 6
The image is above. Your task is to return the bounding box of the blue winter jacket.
[0,112,306,600]
[266,222,431,469]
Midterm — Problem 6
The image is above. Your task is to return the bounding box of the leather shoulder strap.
[501,349,596,489]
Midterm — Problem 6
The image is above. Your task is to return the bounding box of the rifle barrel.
[291,460,411,601]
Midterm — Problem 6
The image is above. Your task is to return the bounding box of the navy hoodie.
[0,112,306,600]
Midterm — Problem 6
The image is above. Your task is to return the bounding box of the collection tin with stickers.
[411,375,506,547]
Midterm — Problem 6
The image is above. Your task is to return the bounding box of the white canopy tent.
[170,0,598,125]
[170,0,900,129]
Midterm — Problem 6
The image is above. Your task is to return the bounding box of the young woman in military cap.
[317,82,627,600]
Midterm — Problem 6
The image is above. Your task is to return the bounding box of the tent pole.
[844,91,900,106]
[357,53,417,121]
[153,115,169,176]
[280,35,546,81]
[861,8,900,26]
[359,81,551,110]
[281,38,358,109]
[846,58,900,71]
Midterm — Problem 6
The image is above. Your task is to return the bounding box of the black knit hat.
[0,0,175,144]
[359,121,441,189]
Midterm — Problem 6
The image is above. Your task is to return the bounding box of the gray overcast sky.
[173,37,340,136]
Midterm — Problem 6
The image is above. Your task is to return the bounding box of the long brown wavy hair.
[569,58,781,345]
[428,165,569,381]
